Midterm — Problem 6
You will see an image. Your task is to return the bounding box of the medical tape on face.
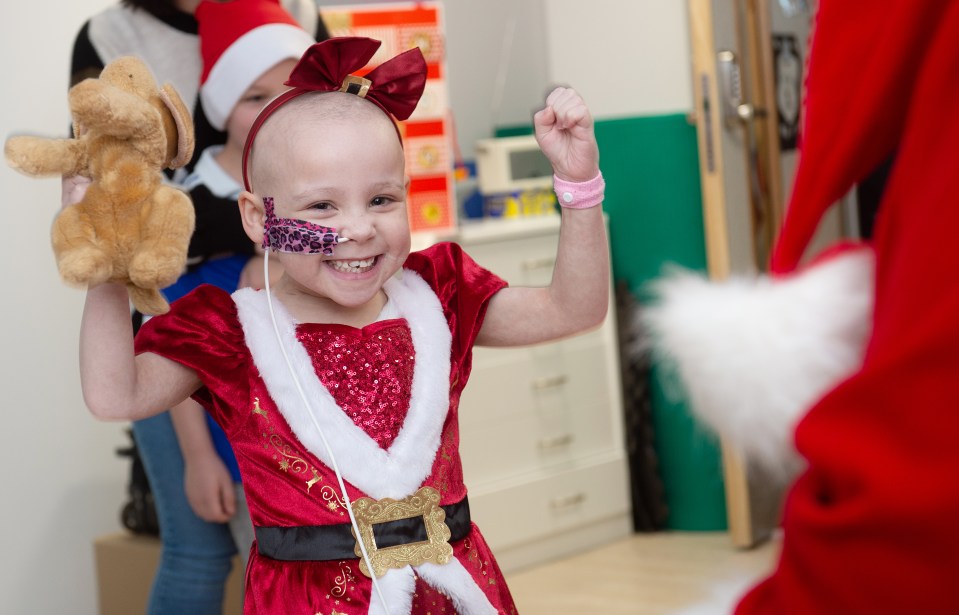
[262,197,350,255]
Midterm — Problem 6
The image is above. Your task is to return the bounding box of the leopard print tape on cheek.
[261,197,350,256]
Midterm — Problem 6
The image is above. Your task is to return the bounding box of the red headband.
[241,36,427,191]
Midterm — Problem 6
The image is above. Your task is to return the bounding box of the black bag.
[116,428,160,536]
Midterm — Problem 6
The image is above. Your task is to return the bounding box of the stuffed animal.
[5,56,195,315]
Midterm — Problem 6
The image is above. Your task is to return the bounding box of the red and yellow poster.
[323,2,455,234]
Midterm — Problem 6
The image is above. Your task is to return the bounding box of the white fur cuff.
[640,248,875,476]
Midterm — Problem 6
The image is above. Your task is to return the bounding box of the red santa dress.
[135,242,519,615]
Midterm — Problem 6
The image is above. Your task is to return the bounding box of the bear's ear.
[158,83,194,169]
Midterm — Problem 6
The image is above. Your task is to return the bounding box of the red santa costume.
[134,26,521,614]
[647,0,959,613]
[135,243,517,614]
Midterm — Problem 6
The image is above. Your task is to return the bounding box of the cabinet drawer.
[460,338,614,427]
[467,457,631,552]
[469,323,607,372]
[464,232,559,287]
[459,399,620,484]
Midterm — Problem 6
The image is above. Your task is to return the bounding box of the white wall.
[442,0,551,157]
[544,0,693,119]
[0,1,128,614]
[0,1,693,613]
[443,0,695,154]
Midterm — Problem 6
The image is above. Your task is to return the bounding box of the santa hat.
[197,0,315,131]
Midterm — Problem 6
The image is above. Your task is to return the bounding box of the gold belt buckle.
[351,486,454,578]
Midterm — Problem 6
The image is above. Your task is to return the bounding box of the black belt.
[255,496,470,561]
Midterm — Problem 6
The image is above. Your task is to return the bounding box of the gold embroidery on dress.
[326,561,356,601]
[319,484,347,516]
[252,397,268,418]
[261,425,332,498]
[464,538,495,584]
[267,430,310,474]
[306,467,322,492]
[435,427,454,494]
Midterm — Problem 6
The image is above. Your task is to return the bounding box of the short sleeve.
[134,284,251,430]
[404,242,508,360]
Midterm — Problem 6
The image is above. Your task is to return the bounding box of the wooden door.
[687,0,842,548]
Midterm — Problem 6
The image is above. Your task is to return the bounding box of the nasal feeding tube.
[260,201,394,613]
[261,196,352,255]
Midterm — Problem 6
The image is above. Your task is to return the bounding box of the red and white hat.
[197,0,315,131]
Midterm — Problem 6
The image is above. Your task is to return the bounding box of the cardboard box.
[94,532,243,615]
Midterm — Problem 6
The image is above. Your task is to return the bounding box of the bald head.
[248,91,401,194]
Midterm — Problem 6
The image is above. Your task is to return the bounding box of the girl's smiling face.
[241,93,411,323]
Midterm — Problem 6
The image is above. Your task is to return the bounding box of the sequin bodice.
[296,319,414,449]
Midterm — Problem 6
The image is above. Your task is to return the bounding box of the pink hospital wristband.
[553,171,605,209]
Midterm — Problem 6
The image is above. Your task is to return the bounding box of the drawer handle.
[550,492,587,510]
[531,374,568,391]
[537,433,574,450]
[521,257,555,271]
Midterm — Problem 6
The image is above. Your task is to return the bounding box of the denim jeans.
[132,412,239,615]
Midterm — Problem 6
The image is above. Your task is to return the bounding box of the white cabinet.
[419,216,633,572]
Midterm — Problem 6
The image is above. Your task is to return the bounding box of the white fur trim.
[368,567,415,615]
[234,270,452,499]
[415,560,498,615]
[201,23,315,130]
[641,248,874,477]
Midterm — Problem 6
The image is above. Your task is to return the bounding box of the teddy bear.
[5,55,196,315]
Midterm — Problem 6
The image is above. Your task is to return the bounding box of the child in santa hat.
[647,1,959,613]
[157,0,317,608]
[63,2,326,614]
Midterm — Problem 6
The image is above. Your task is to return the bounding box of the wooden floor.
[505,532,780,614]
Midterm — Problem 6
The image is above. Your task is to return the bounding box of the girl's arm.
[476,87,609,347]
[171,399,236,522]
[80,282,200,420]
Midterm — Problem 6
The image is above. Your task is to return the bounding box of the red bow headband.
[242,36,427,191]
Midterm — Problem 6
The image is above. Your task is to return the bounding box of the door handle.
[549,492,587,510]
[521,256,555,272]
[717,50,766,130]
[537,433,574,451]
[531,374,568,391]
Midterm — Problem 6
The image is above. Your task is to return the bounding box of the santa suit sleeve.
[736,3,959,611]
[133,284,252,430]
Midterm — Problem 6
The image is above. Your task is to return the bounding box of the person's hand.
[533,87,600,182]
[238,253,284,289]
[61,175,91,210]
[183,452,236,523]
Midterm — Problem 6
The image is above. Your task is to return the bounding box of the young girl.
[68,1,324,613]
[158,0,317,599]
[77,37,608,614]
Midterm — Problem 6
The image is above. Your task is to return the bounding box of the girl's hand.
[61,175,91,210]
[533,87,600,183]
[184,452,236,523]
[238,253,284,290]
